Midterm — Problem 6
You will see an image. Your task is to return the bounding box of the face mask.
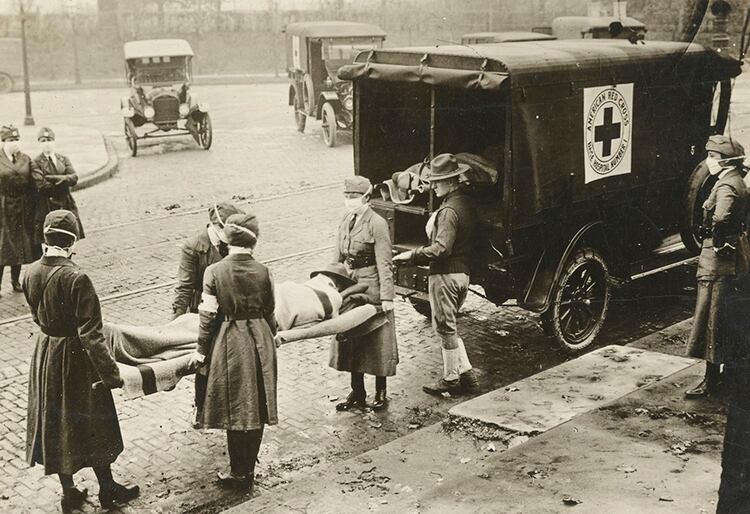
[344,197,363,213]
[706,157,724,176]
[216,228,228,244]
[41,141,55,154]
[4,141,19,155]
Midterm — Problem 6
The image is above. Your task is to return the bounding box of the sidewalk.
[12,124,117,190]
[232,341,727,513]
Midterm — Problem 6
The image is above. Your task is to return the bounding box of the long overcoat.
[30,153,84,248]
[24,256,123,475]
[0,149,34,265]
[172,228,223,318]
[688,167,750,364]
[197,254,278,431]
[330,206,398,377]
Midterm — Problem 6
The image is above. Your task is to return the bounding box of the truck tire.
[545,247,610,353]
[321,102,337,147]
[293,91,306,132]
[680,161,714,255]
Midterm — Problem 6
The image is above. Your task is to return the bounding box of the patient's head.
[310,263,356,291]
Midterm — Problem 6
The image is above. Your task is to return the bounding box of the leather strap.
[310,287,334,319]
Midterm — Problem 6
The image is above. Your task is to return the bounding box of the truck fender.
[316,91,340,118]
[520,221,606,313]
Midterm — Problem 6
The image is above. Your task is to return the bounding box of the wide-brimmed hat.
[706,135,745,160]
[310,262,356,288]
[0,125,19,142]
[344,176,372,195]
[427,153,470,182]
[208,201,244,227]
[37,127,55,141]
[224,213,259,247]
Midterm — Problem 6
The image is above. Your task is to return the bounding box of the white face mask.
[706,157,725,176]
[4,141,19,155]
[215,227,228,244]
[344,197,364,213]
[41,141,55,154]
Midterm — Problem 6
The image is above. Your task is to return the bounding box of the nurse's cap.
[706,134,745,160]
[43,209,79,245]
[344,176,372,195]
[224,213,260,248]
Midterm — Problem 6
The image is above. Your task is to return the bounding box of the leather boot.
[61,487,87,513]
[459,369,480,393]
[422,378,462,397]
[686,363,721,399]
[11,281,22,292]
[371,388,388,411]
[336,390,369,411]
[99,482,140,509]
[217,470,251,489]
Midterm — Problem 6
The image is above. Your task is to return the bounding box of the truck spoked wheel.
[546,247,610,353]
[124,119,138,157]
[321,102,337,147]
[198,113,212,150]
[409,298,432,318]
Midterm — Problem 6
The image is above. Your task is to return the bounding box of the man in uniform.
[0,125,34,294]
[394,153,480,396]
[172,201,243,425]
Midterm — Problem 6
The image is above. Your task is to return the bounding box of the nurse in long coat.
[686,135,750,398]
[0,125,34,292]
[189,212,276,492]
[24,210,139,512]
[331,176,398,411]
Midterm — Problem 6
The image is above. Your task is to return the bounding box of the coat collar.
[40,255,76,267]
[345,204,373,233]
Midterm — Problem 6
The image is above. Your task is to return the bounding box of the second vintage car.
[121,39,212,156]
[285,21,386,147]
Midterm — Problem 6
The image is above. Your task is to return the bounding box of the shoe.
[422,378,462,397]
[11,281,22,293]
[99,482,139,509]
[685,379,709,398]
[336,390,369,412]
[217,471,252,490]
[371,389,388,411]
[61,487,87,513]
[459,369,480,393]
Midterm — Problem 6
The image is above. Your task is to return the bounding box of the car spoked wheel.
[0,73,13,94]
[546,248,610,353]
[124,119,138,157]
[321,102,337,147]
[294,93,306,132]
[198,113,212,150]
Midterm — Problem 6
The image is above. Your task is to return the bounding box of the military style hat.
[310,262,356,288]
[208,201,244,227]
[37,127,55,141]
[43,209,79,245]
[427,153,470,182]
[706,135,745,159]
[344,176,372,195]
[224,213,259,248]
[0,125,20,142]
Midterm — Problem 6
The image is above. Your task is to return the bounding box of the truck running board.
[629,241,696,281]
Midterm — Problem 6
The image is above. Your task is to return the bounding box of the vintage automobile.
[0,38,22,94]
[533,15,647,40]
[121,39,212,157]
[339,40,740,352]
[285,21,386,147]
[460,31,557,45]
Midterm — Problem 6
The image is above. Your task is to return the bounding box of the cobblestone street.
[0,83,700,513]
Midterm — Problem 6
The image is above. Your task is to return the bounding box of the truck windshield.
[323,40,379,68]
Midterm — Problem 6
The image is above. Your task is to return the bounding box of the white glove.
[393,250,414,263]
[187,352,206,371]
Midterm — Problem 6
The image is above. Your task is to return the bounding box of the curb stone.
[71,135,119,191]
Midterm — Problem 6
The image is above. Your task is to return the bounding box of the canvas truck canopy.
[123,39,194,60]
[341,40,741,228]
[461,31,557,43]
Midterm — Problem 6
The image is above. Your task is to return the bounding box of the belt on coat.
[224,311,264,321]
[40,328,77,338]
[345,254,376,269]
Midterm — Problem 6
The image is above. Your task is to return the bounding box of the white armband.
[198,293,219,313]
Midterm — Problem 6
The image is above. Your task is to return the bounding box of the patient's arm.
[340,283,369,300]
[276,304,378,345]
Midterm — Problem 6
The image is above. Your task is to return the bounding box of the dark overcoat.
[0,149,34,265]
[172,227,223,317]
[688,167,750,364]
[24,256,123,475]
[330,206,398,376]
[197,254,278,431]
[30,153,84,247]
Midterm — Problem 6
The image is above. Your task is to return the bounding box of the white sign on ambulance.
[583,83,634,184]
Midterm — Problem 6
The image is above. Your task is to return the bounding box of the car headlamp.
[121,107,135,117]
[179,103,190,116]
[144,106,155,119]
[344,95,354,111]
[324,77,333,88]
[198,103,209,112]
